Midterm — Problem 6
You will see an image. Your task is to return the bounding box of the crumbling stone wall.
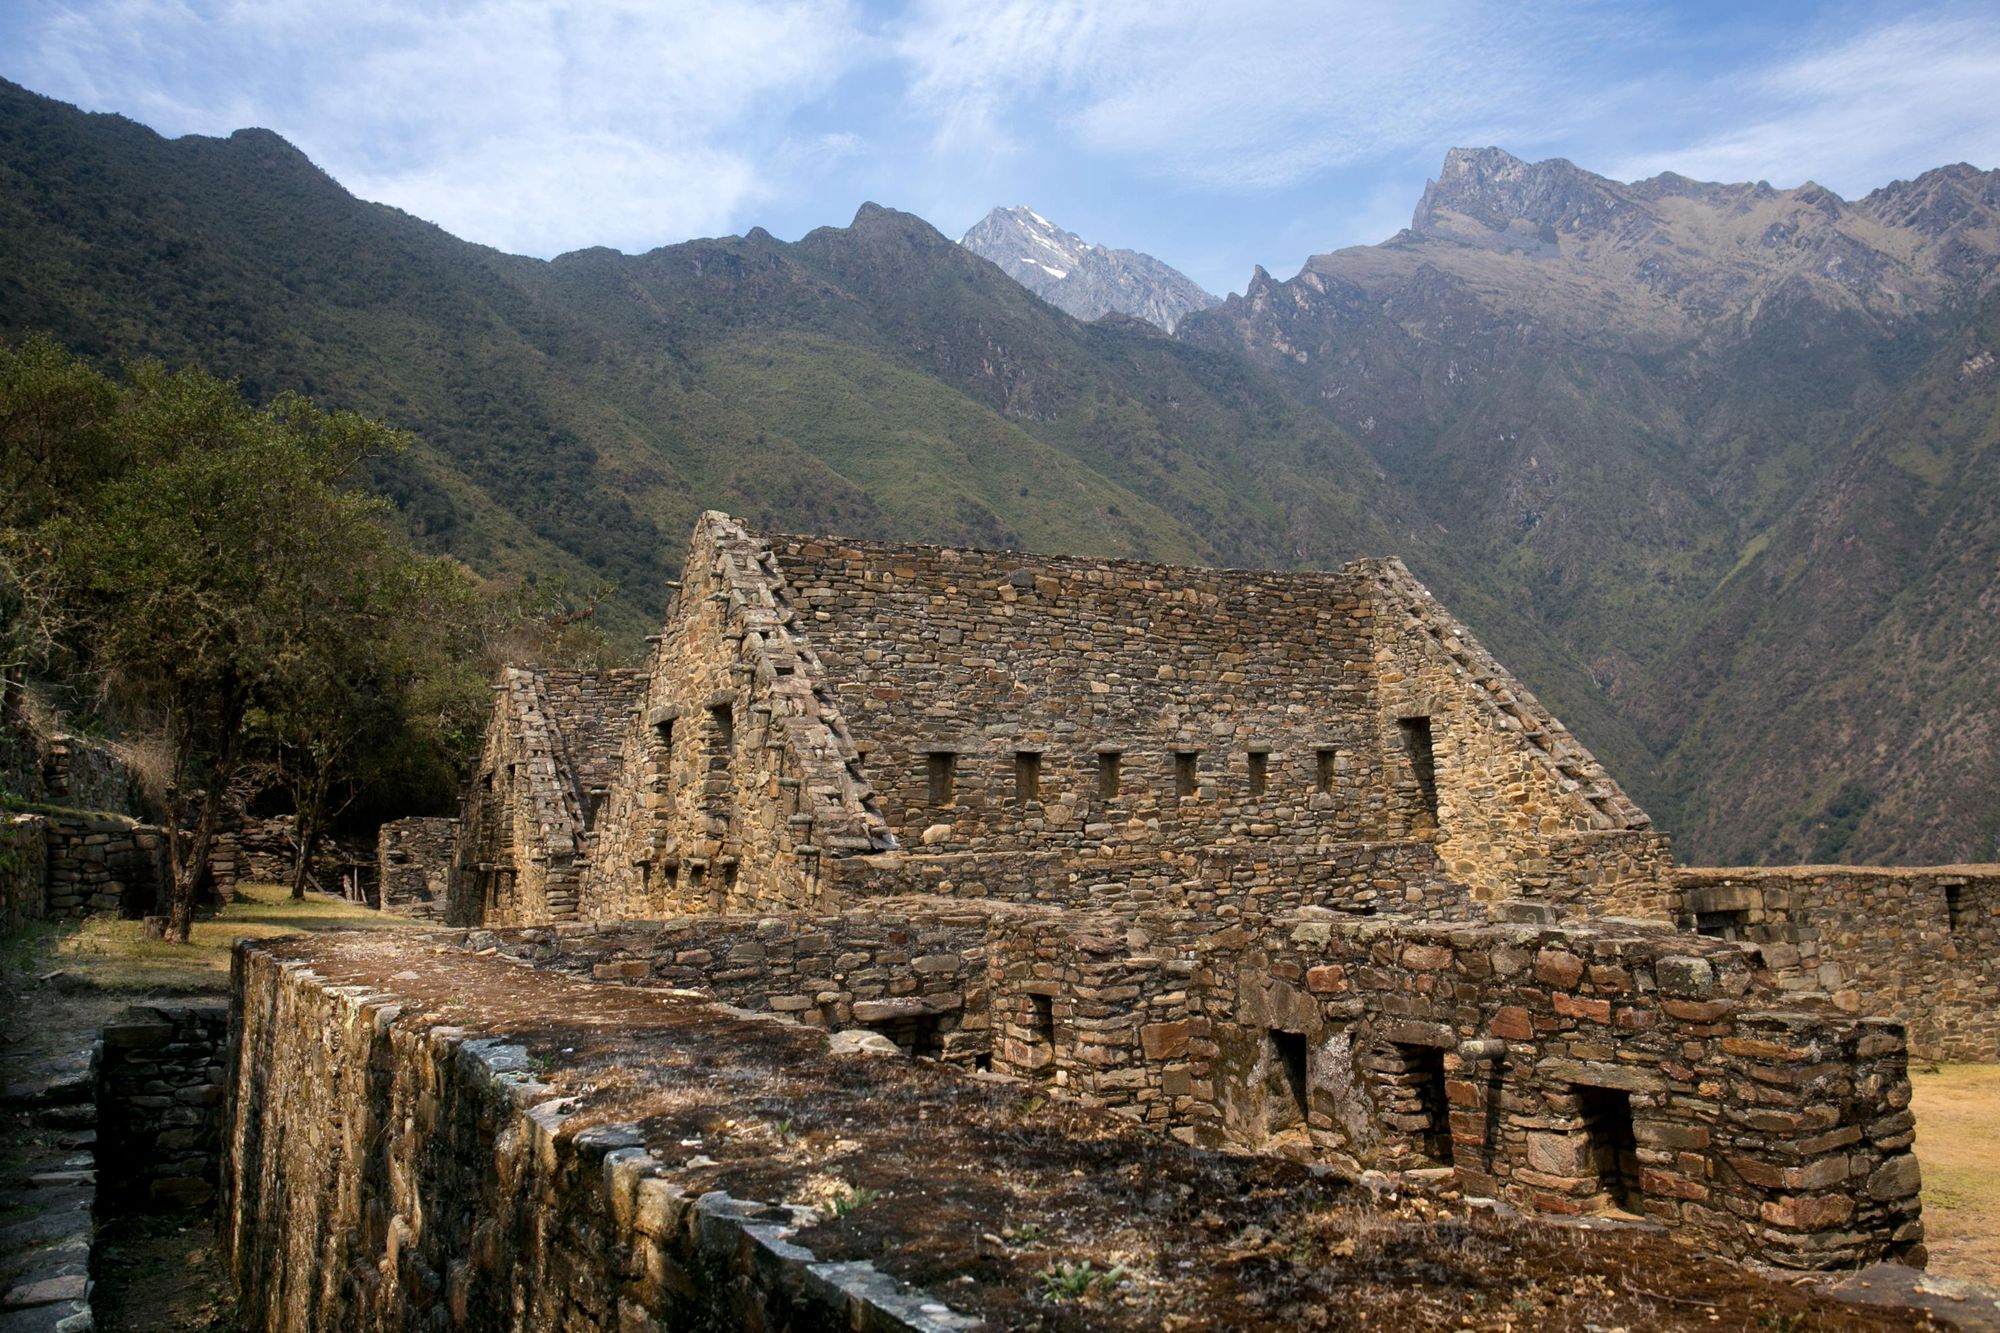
[476,907,998,1063]
[1674,866,1999,1062]
[99,1004,228,1209]
[1367,560,1670,912]
[376,816,456,917]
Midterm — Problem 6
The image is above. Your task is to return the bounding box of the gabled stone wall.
[1673,865,1999,1062]
[769,535,1400,854]
[1366,559,1671,912]
[448,666,644,925]
[580,514,895,922]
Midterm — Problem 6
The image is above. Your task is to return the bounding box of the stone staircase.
[0,1039,97,1331]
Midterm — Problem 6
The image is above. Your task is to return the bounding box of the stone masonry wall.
[475,908,999,1065]
[223,939,983,1333]
[0,812,49,934]
[581,514,894,923]
[769,535,1404,857]
[376,816,456,917]
[826,839,1479,920]
[43,812,169,918]
[448,667,644,926]
[473,900,1923,1272]
[1674,865,2000,1062]
[98,1004,228,1209]
[1367,559,1671,913]
[1162,913,1924,1270]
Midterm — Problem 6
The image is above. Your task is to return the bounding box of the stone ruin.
[219,512,2000,1324]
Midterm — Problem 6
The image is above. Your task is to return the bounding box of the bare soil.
[281,933,1951,1332]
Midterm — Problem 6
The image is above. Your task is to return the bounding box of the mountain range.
[2,77,1996,867]
[958,206,1218,331]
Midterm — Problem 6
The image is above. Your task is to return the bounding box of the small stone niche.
[1577,1085,1641,1212]
[1268,1029,1311,1131]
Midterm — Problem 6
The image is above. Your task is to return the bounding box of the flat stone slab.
[1820,1262,2000,1332]
[0,1274,86,1309]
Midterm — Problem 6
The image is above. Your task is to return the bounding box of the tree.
[46,361,437,939]
[256,553,486,899]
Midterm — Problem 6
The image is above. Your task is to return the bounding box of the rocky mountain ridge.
[958,206,1217,332]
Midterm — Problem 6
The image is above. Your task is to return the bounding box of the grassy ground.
[1910,1063,2000,1287]
[33,882,417,994]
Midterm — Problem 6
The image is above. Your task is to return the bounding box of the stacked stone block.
[0,812,49,934]
[98,1004,229,1209]
[42,813,168,918]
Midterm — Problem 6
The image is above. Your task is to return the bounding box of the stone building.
[434,511,1996,1270]
[452,512,1667,928]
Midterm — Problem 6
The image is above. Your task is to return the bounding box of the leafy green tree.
[255,552,486,898]
[45,361,429,938]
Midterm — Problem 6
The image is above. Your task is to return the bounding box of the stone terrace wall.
[1367,560,1671,913]
[768,534,1409,856]
[223,940,982,1333]
[1675,865,2000,1062]
[44,812,169,918]
[1,812,49,934]
[98,1004,228,1209]
[476,907,999,1065]
[581,514,894,923]
[376,816,456,917]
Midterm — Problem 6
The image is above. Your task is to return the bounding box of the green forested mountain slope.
[6,80,1998,863]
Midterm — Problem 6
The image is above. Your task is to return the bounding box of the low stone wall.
[98,1004,228,1209]
[477,908,999,1065]
[376,816,456,917]
[45,812,169,918]
[1673,865,2000,1062]
[1,812,49,934]
[471,900,1925,1272]
[224,939,982,1332]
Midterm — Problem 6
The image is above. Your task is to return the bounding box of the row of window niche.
[926,746,1350,808]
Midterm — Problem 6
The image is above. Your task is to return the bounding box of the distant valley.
[3,78,1996,866]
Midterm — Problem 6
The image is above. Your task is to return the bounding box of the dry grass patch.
[50,883,423,993]
[1911,1063,2000,1286]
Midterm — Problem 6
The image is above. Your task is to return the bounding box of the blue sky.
[4,1,1998,296]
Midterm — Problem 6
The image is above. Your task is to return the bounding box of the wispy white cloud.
[8,0,868,254]
[1607,15,2000,194]
[890,0,1619,188]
